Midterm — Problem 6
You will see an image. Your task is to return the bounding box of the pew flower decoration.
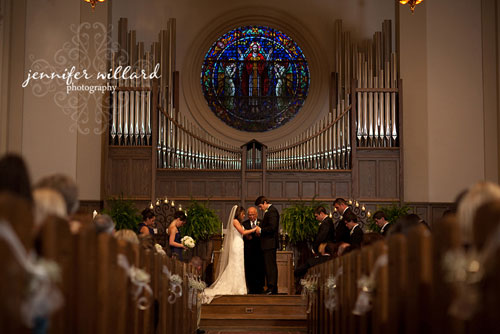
[325,266,343,312]
[300,273,319,313]
[154,243,166,256]
[187,274,207,310]
[353,254,388,316]
[163,265,183,304]
[181,236,196,249]
[117,254,153,310]
[0,221,64,327]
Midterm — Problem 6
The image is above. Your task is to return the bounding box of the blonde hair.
[114,229,139,244]
[457,182,500,244]
[33,187,67,228]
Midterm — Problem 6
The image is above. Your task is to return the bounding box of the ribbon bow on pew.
[163,265,183,304]
[117,254,153,310]
[352,254,388,316]
[0,220,64,327]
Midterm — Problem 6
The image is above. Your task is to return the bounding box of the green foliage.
[281,200,327,245]
[183,200,221,242]
[367,203,411,232]
[103,196,141,231]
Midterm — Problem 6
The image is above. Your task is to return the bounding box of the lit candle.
[92,210,98,219]
[155,199,160,206]
[367,211,372,218]
[171,200,175,207]
[361,205,365,211]
[179,204,182,211]
[164,198,168,204]
[149,203,153,209]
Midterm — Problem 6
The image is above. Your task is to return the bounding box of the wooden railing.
[304,216,500,333]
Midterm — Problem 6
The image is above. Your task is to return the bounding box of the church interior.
[1,0,500,333]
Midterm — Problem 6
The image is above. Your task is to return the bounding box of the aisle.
[200,295,307,333]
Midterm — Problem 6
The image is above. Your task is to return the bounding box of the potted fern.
[182,200,221,261]
[281,200,326,267]
[103,196,141,231]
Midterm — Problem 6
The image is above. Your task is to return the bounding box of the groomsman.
[255,196,279,295]
[333,198,352,244]
[242,206,265,294]
[312,206,336,255]
[373,211,392,236]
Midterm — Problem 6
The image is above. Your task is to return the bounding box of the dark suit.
[260,205,279,294]
[242,218,265,294]
[380,222,392,236]
[335,208,352,244]
[349,224,364,249]
[313,216,335,254]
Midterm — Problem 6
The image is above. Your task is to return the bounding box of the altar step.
[200,295,307,332]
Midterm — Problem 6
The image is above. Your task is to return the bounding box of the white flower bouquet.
[181,236,196,249]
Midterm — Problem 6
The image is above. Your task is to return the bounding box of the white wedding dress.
[202,205,247,304]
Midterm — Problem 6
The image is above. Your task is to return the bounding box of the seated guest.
[457,182,500,245]
[0,154,35,250]
[138,234,155,251]
[0,153,33,202]
[93,214,115,235]
[168,211,187,261]
[35,174,81,233]
[389,213,429,237]
[139,208,156,236]
[114,229,140,244]
[373,211,392,236]
[337,211,364,256]
[313,206,336,255]
[33,188,67,230]
[294,243,335,281]
[361,232,384,246]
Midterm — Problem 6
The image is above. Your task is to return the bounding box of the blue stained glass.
[201,25,310,132]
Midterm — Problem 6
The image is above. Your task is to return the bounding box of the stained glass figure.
[201,26,310,132]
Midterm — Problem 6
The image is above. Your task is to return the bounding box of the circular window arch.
[201,26,310,132]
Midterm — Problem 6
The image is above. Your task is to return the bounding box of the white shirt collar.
[350,224,359,235]
[381,222,389,232]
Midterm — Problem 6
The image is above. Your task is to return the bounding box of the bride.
[202,205,258,304]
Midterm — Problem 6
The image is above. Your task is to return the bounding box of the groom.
[255,196,279,295]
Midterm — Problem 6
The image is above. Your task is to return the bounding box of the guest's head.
[114,229,139,244]
[362,232,384,246]
[234,206,245,222]
[141,208,156,225]
[93,214,115,234]
[314,206,328,221]
[139,234,155,251]
[333,198,348,213]
[0,153,32,202]
[457,182,500,244]
[247,206,258,222]
[255,196,270,211]
[35,174,79,215]
[373,211,388,228]
[389,213,427,236]
[343,211,358,229]
[32,188,67,228]
[472,200,500,251]
[190,256,203,275]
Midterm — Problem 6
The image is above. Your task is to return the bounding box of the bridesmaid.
[139,208,156,236]
[168,211,187,260]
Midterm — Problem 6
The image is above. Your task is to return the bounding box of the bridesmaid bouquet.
[181,236,196,249]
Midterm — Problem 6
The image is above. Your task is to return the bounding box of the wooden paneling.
[269,181,283,198]
[302,182,316,198]
[192,181,206,196]
[359,160,377,198]
[130,159,151,197]
[177,181,190,196]
[318,182,333,198]
[207,181,223,197]
[284,182,299,198]
[379,160,398,198]
[247,181,261,197]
